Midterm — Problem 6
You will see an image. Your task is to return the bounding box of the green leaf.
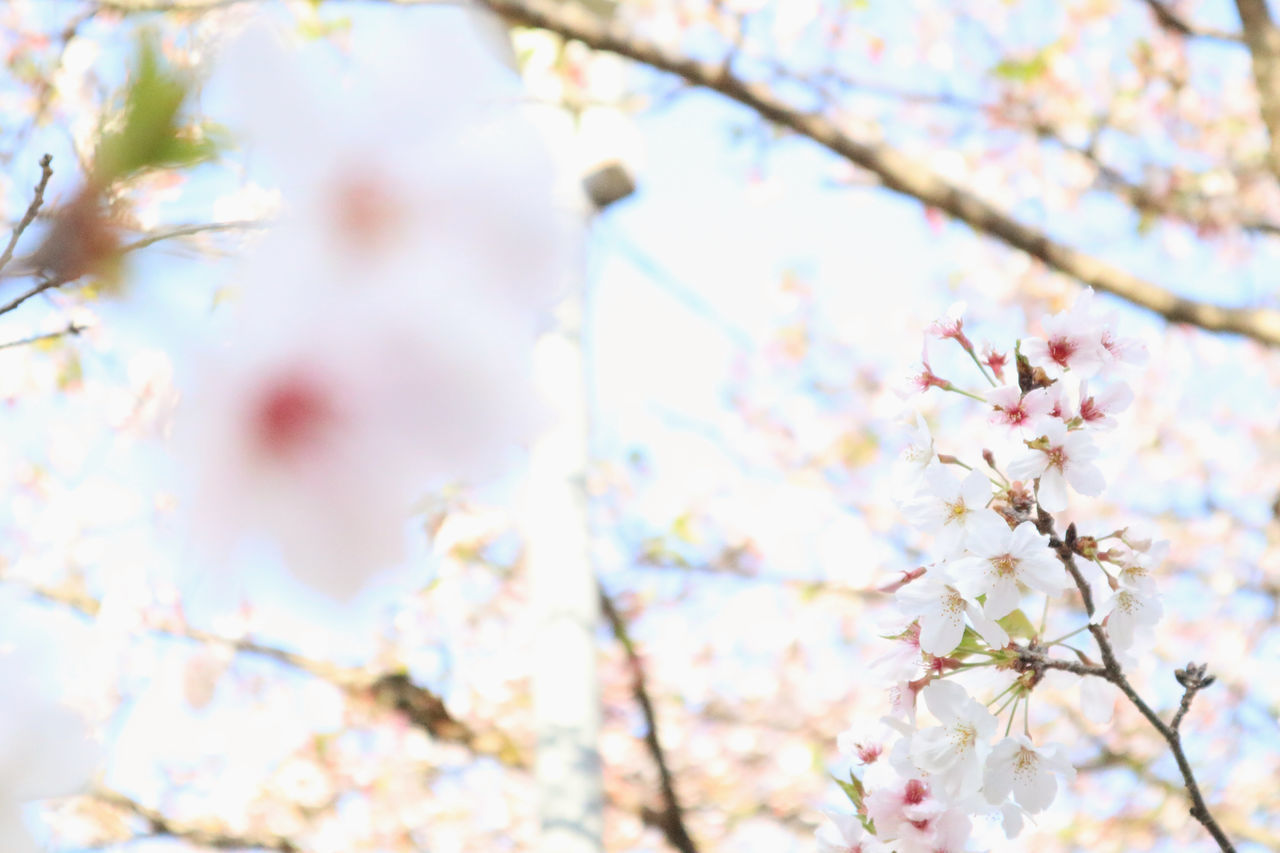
[94,33,217,184]
[832,770,866,811]
[992,50,1051,83]
[997,608,1038,641]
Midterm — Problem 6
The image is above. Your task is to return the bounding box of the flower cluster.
[176,11,578,599]
[820,293,1159,850]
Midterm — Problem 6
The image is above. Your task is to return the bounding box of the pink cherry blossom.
[1077,381,1134,430]
[927,301,973,352]
[986,385,1051,433]
[1022,297,1106,377]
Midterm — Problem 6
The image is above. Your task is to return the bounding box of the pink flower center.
[1079,396,1101,422]
[904,779,928,805]
[332,174,403,253]
[1046,336,1076,367]
[251,374,335,459]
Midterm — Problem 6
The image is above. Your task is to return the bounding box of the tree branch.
[1235,0,1280,179]
[1140,0,1242,42]
[598,584,699,853]
[1036,516,1236,853]
[0,154,53,276]
[480,0,1280,347]
[19,578,526,767]
[0,320,84,351]
[89,787,301,851]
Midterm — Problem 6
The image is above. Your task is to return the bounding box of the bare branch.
[0,275,69,318]
[479,0,1280,347]
[1140,0,1242,42]
[1037,517,1236,853]
[599,584,699,853]
[0,321,84,351]
[1235,0,1280,179]
[89,787,300,851]
[20,579,527,767]
[0,154,53,275]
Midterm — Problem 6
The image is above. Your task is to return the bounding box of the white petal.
[1066,460,1106,496]
[1036,469,1069,512]
[1006,450,1048,482]
[983,576,1020,620]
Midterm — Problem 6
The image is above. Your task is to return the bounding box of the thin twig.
[598,584,699,853]
[1035,515,1236,853]
[0,154,53,275]
[90,787,300,852]
[0,321,84,351]
[0,275,69,318]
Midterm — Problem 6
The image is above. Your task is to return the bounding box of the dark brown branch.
[1236,0,1280,179]
[598,584,699,853]
[0,321,84,351]
[480,0,1280,347]
[91,787,300,851]
[1141,0,1243,42]
[1037,517,1236,853]
[0,154,53,275]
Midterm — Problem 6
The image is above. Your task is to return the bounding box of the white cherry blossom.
[1007,419,1105,512]
[909,680,997,800]
[983,735,1075,812]
[903,466,1005,556]
[951,521,1065,620]
[895,570,1009,656]
[1093,586,1163,649]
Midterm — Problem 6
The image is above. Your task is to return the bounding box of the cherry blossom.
[927,301,973,352]
[902,466,1006,556]
[986,384,1051,433]
[1093,586,1163,649]
[982,735,1075,813]
[1076,381,1134,430]
[951,520,1065,620]
[863,777,945,846]
[1021,297,1106,377]
[178,276,541,599]
[217,15,577,317]
[980,343,1007,382]
[895,569,1009,656]
[908,680,997,800]
[1006,419,1105,512]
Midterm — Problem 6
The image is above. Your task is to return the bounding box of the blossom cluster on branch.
[817,292,1232,851]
